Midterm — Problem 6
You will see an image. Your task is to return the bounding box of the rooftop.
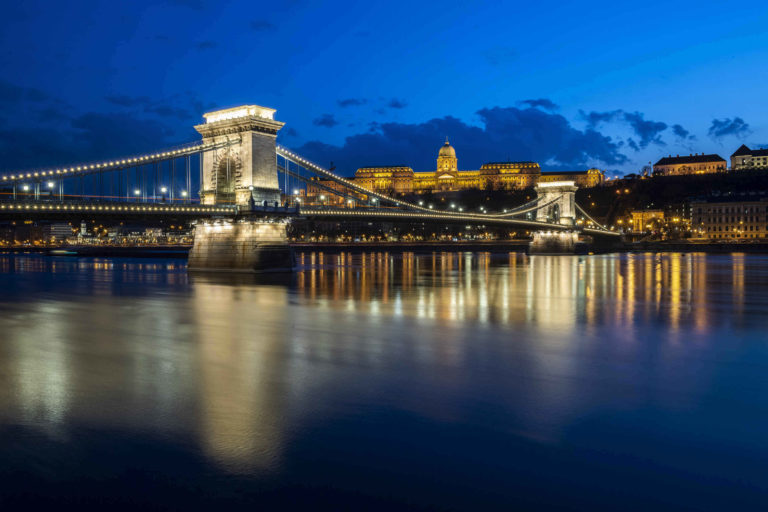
[732,145,768,158]
[654,153,726,166]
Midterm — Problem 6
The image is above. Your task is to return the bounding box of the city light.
[47,181,55,188]
[22,185,29,191]
[181,191,188,197]
[160,187,167,193]
[134,190,141,196]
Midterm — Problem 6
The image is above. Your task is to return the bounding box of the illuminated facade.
[540,169,604,188]
[350,140,602,194]
[653,153,726,176]
[692,199,768,239]
[631,209,665,232]
[731,145,768,170]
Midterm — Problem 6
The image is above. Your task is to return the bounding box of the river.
[1,251,767,510]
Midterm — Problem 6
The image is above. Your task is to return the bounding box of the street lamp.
[181,191,188,197]
[47,181,55,189]
[22,184,29,192]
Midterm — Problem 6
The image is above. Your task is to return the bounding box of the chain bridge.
[0,104,619,271]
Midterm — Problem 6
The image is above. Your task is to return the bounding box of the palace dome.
[438,139,456,158]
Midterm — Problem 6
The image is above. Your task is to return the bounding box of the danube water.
[1,251,768,510]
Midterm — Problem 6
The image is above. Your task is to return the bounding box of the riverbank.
[0,246,191,258]
[628,241,768,253]
[3,240,768,258]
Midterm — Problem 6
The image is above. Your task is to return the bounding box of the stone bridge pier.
[529,181,580,254]
[188,105,294,273]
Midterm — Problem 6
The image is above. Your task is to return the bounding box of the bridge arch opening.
[214,155,238,204]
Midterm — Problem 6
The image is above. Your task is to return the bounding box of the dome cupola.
[438,137,456,158]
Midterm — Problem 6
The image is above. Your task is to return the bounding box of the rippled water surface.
[2,251,768,510]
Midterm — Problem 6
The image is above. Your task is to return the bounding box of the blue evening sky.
[1,0,766,176]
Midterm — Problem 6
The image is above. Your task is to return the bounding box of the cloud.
[387,98,407,109]
[313,114,338,128]
[144,104,193,120]
[582,109,668,149]
[622,111,667,148]
[279,126,298,139]
[0,80,49,104]
[517,98,558,111]
[297,105,627,175]
[250,20,276,31]
[103,93,212,122]
[70,113,175,158]
[581,109,623,128]
[196,40,218,50]
[337,98,367,108]
[0,112,177,171]
[105,95,151,107]
[672,124,694,140]
[708,117,751,139]
[0,83,215,171]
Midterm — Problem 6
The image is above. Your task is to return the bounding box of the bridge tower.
[189,104,294,273]
[530,181,580,254]
[534,181,578,226]
[195,105,284,206]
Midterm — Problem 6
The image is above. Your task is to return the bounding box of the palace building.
[652,153,727,175]
[347,139,603,195]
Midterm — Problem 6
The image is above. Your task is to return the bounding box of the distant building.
[730,145,768,170]
[348,140,601,195]
[540,169,604,188]
[653,153,726,176]
[50,223,72,243]
[631,209,665,233]
[692,198,768,240]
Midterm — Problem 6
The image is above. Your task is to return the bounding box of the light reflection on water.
[2,251,768,509]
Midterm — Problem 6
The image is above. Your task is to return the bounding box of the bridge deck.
[0,200,620,236]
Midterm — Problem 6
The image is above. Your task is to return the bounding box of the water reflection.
[293,251,768,332]
[2,252,768,509]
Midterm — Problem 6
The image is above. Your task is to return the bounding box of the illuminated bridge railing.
[297,207,615,233]
[0,201,237,216]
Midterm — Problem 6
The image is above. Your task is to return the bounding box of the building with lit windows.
[653,153,727,175]
[731,145,768,170]
[348,139,603,195]
[692,198,768,240]
[540,169,605,188]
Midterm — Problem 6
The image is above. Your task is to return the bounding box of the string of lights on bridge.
[0,137,616,235]
[0,138,239,183]
[0,202,234,215]
[277,145,597,226]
